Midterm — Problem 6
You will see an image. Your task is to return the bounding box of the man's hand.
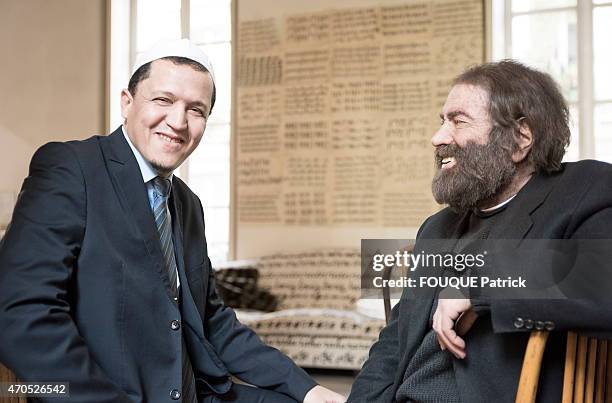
[303,385,346,403]
[432,298,477,359]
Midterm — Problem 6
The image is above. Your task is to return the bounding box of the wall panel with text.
[235,0,485,258]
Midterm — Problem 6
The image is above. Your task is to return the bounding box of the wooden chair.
[0,363,26,403]
[380,244,414,325]
[382,262,393,325]
[516,330,612,403]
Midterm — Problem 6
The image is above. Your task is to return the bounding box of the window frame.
[491,0,612,161]
[108,0,235,263]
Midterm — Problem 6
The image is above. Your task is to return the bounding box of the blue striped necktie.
[150,177,197,403]
[151,177,178,293]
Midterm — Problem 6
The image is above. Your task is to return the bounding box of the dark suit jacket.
[349,160,612,402]
[0,128,315,402]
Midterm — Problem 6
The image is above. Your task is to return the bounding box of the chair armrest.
[516,330,550,403]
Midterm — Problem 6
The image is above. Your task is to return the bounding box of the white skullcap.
[132,38,215,85]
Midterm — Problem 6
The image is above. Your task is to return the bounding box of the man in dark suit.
[0,39,344,403]
[348,61,612,402]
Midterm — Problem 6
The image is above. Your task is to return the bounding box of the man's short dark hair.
[454,60,570,173]
[128,56,216,115]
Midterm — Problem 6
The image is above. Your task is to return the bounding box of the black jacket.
[0,128,315,402]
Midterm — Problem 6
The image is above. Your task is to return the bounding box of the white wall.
[0,126,35,194]
[0,0,107,199]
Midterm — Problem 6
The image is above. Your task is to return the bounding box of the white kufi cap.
[131,38,215,85]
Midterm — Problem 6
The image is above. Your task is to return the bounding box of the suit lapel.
[171,187,206,340]
[170,182,204,300]
[489,171,558,241]
[101,128,175,298]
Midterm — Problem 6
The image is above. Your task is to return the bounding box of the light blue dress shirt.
[122,126,180,288]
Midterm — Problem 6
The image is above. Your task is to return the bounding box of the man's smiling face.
[121,59,214,176]
[431,84,517,211]
[432,83,492,169]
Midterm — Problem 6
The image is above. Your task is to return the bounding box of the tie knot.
[153,176,172,199]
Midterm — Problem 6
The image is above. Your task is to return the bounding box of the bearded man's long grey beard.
[431,134,517,212]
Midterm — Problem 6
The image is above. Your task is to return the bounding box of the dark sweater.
[395,202,510,403]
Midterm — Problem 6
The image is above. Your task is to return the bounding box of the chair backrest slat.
[576,335,589,403]
[586,338,599,403]
[606,343,612,403]
[563,332,579,403]
[516,330,550,403]
[595,340,607,403]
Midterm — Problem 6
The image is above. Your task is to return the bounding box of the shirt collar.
[474,194,516,218]
[122,125,173,184]
[480,194,516,212]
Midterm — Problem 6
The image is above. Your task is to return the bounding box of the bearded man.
[347,60,612,402]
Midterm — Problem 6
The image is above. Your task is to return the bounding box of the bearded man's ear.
[512,117,534,163]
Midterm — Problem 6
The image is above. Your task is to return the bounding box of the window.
[109,0,232,264]
[491,0,612,162]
